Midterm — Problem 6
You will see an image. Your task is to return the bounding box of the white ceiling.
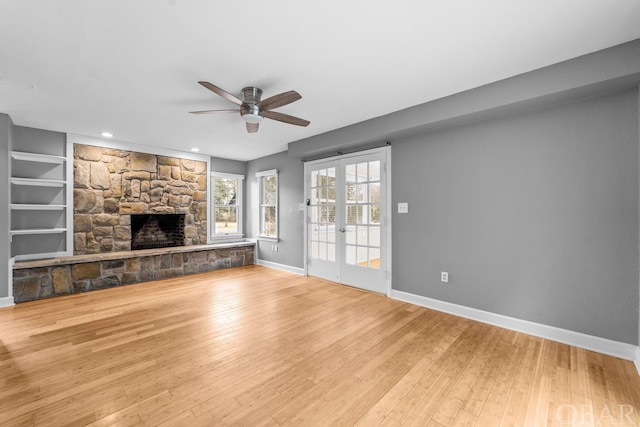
[1,1,639,161]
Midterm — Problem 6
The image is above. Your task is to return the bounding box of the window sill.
[210,235,245,244]
[257,235,279,243]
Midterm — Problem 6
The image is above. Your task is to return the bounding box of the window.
[211,172,244,242]
[256,169,278,240]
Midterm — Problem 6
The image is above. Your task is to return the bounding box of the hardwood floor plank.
[1,265,639,426]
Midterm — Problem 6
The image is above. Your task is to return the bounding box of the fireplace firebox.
[131,214,185,250]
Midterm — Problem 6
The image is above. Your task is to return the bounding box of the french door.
[305,147,389,294]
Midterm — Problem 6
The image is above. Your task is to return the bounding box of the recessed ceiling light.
[190,147,200,152]
[100,132,114,138]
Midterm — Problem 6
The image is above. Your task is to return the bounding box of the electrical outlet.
[274,245,278,252]
[441,271,449,283]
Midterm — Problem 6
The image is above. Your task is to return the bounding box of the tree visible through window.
[211,173,243,241]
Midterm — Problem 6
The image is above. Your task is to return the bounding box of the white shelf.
[11,204,66,211]
[10,228,67,236]
[11,177,66,187]
[11,151,67,164]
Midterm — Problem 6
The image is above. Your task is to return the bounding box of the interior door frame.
[303,146,392,296]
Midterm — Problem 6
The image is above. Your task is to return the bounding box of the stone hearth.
[12,243,255,303]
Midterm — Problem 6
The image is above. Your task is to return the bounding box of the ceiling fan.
[190,81,310,133]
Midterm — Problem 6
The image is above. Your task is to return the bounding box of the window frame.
[210,172,244,243]
[256,169,278,241]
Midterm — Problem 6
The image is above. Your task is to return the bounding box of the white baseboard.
[255,259,305,276]
[390,289,639,363]
[0,296,15,308]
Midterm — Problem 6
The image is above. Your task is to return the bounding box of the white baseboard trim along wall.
[255,259,305,276]
[0,296,15,308]
[390,289,640,373]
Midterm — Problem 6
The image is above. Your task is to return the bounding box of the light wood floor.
[1,265,639,426]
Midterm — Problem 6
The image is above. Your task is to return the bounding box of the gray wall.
[246,151,305,268]
[393,89,639,344]
[0,114,11,300]
[209,156,246,175]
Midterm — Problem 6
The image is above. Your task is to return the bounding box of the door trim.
[303,146,392,296]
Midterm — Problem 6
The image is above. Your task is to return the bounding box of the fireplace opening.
[131,214,185,250]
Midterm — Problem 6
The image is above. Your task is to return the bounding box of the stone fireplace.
[12,144,256,304]
[131,214,186,250]
[73,144,208,255]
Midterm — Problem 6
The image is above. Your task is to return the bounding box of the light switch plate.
[398,202,409,214]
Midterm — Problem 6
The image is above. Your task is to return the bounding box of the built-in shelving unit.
[10,127,72,261]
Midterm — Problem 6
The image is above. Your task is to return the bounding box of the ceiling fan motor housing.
[240,87,264,123]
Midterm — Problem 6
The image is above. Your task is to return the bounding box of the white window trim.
[210,171,244,243]
[256,169,278,241]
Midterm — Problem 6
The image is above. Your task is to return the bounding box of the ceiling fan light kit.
[191,81,310,133]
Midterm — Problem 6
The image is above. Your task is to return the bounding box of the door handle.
[339,228,346,233]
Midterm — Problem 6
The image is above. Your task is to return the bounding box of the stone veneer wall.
[12,244,254,303]
[73,144,208,254]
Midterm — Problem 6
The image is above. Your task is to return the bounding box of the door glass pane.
[346,164,356,184]
[345,226,356,245]
[319,242,327,260]
[318,169,327,187]
[327,228,336,243]
[328,243,336,262]
[357,163,367,183]
[346,245,356,265]
[369,226,380,247]
[370,204,381,224]
[311,240,319,259]
[369,248,381,269]
[357,246,368,266]
[357,184,367,202]
[328,204,336,223]
[346,182,356,202]
[356,226,367,246]
[320,204,328,223]
[369,161,380,182]
[369,183,380,203]
[319,225,327,242]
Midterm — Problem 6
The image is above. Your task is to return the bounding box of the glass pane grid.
[343,160,382,269]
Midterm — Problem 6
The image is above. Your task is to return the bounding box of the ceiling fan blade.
[258,91,302,111]
[246,122,260,133]
[198,81,243,106]
[262,111,310,127]
[189,109,240,114]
